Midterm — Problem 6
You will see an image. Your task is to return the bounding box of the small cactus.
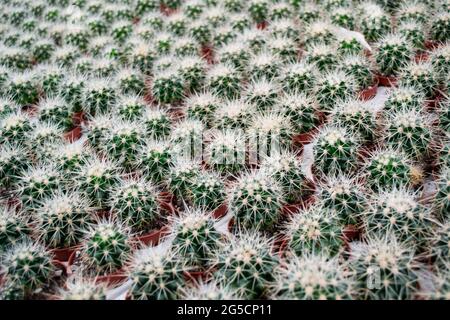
[280,61,316,93]
[398,61,438,98]
[205,129,245,174]
[186,92,220,127]
[435,168,450,220]
[0,206,30,248]
[339,55,374,91]
[115,95,146,121]
[188,171,226,211]
[207,63,242,98]
[0,143,29,187]
[375,34,413,76]
[59,275,107,300]
[142,108,172,139]
[138,140,173,184]
[430,12,450,42]
[359,3,391,42]
[82,77,117,115]
[6,71,39,106]
[151,68,184,104]
[37,96,73,130]
[315,71,356,112]
[384,86,425,112]
[180,279,240,300]
[244,78,279,111]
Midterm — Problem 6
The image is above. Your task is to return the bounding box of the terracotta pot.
[160,3,176,16]
[64,126,82,142]
[183,270,210,283]
[212,203,228,219]
[376,74,398,87]
[358,78,379,101]
[52,249,77,276]
[51,246,79,262]
[134,226,170,247]
[72,112,85,126]
[274,238,289,259]
[22,104,38,116]
[424,40,440,50]
[292,129,318,146]
[201,45,214,65]
[281,196,316,216]
[415,52,430,63]
[256,21,268,30]
[342,225,360,243]
[95,272,128,285]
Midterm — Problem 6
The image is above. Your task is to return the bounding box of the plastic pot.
[64,126,82,142]
[201,45,214,65]
[414,52,430,63]
[95,272,128,286]
[133,226,170,247]
[342,225,360,243]
[358,78,379,101]
[183,270,210,283]
[256,21,268,30]
[376,74,398,87]
[212,203,228,219]
[72,112,85,126]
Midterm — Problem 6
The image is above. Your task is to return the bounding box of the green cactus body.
[398,61,438,98]
[0,206,30,248]
[375,34,413,76]
[188,172,226,211]
[315,71,356,112]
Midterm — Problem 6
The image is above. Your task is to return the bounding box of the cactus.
[214,99,253,129]
[6,71,39,106]
[0,206,30,248]
[59,275,107,300]
[0,46,32,70]
[430,12,450,42]
[276,93,319,135]
[435,168,450,220]
[384,86,425,112]
[32,38,55,63]
[138,140,172,184]
[206,129,245,174]
[318,175,365,225]
[186,92,220,127]
[267,35,298,62]
[339,55,374,91]
[303,21,336,46]
[331,98,376,142]
[116,95,146,121]
[398,21,426,50]
[384,108,432,160]
[280,61,316,93]
[129,41,156,74]
[248,0,269,23]
[173,36,200,57]
[188,172,226,211]
[109,177,160,232]
[297,2,321,24]
[82,219,131,273]
[312,126,359,175]
[430,43,450,83]
[188,20,212,44]
[359,3,391,42]
[65,24,90,51]
[116,68,146,97]
[244,78,279,111]
[247,51,281,80]
[285,204,344,256]
[17,164,61,209]
[76,157,120,208]
[375,34,413,76]
[59,73,85,113]
[267,18,296,39]
[82,77,117,115]
[1,240,54,292]
[102,120,144,169]
[180,279,240,300]
[260,151,307,203]
[305,44,339,72]
[347,233,419,300]
[36,191,93,248]
[213,230,278,298]
[177,55,206,93]
[207,63,242,98]
[337,35,364,56]
[0,279,25,300]
[270,252,355,300]
[398,61,438,98]
[365,148,418,191]
[129,247,186,300]
[229,171,283,231]
[142,108,172,139]
[37,96,73,130]
[170,208,221,267]
[315,71,356,112]
[330,8,355,30]
[168,158,201,198]
[151,68,184,104]
[364,188,435,246]
[0,143,29,187]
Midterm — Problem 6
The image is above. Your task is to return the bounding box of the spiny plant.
[102,120,144,170]
[359,3,391,42]
[111,20,133,43]
[430,43,450,82]
[420,263,450,300]
[170,119,204,159]
[177,55,206,93]
[173,36,200,57]
[109,177,160,232]
[229,170,283,231]
[138,140,173,184]
[35,191,93,248]
[312,126,359,175]
[151,67,184,104]
[304,43,339,73]
[206,63,242,98]
[185,92,221,127]
[82,218,131,273]
[205,129,245,174]
[339,55,374,91]
[247,50,281,80]
[266,35,298,62]
[128,247,187,300]
[331,99,376,142]
[170,208,221,267]
[244,78,279,111]
[270,252,355,300]
[384,108,432,160]
[280,61,316,93]
[439,98,450,133]
[330,7,355,30]
[82,77,117,115]
[375,34,413,76]
[0,206,30,248]
[0,46,32,70]
[59,275,107,300]
[285,204,344,256]
[364,148,418,191]
[212,26,238,48]
[142,107,172,139]
[396,1,428,24]
[64,24,90,51]
[236,27,267,53]
[314,71,356,112]
[53,141,91,181]
[302,21,336,46]
[248,0,269,24]
[76,157,121,208]
[5,71,39,106]
[213,230,279,299]
[115,95,146,121]
[180,279,241,300]
[32,38,55,63]
[129,40,157,74]
[1,240,54,292]
[36,64,65,97]
[275,92,319,135]
[363,187,435,246]
[188,19,212,44]
[260,151,307,203]
[17,163,61,210]
[58,72,86,113]
[430,12,450,42]
[434,168,450,221]
[168,158,201,199]
[318,174,366,226]
[116,68,146,96]
[214,99,254,129]
[398,61,438,98]
[0,279,25,300]
[218,41,250,71]
[398,21,426,50]
[347,233,420,300]
[384,86,425,112]
[37,96,73,130]
[83,113,114,151]
[0,143,29,187]
[267,18,297,39]
[187,171,227,211]
[297,2,321,24]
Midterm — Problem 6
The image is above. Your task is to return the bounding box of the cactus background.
[0,0,449,301]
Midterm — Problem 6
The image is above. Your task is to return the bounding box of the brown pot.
[424,40,440,50]
[358,78,379,101]
[51,246,79,262]
[201,45,214,65]
[414,52,430,63]
[342,225,360,243]
[256,21,268,30]
[376,74,398,87]
[292,129,318,147]
[133,226,170,247]
[72,112,85,126]
[95,272,128,285]
[52,249,78,276]
[274,238,289,259]
[281,196,316,216]
[212,203,228,219]
[64,126,82,142]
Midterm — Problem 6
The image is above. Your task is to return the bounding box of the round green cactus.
[177,55,206,93]
[305,44,339,73]
[151,68,184,104]
[59,275,107,300]
[188,172,226,211]
[115,95,146,121]
[339,55,374,91]
[229,171,283,231]
[0,206,30,248]
[430,12,450,42]
[359,3,391,42]
[138,140,172,184]
[398,21,426,49]
[6,71,39,106]
[435,168,450,220]
[213,230,278,299]
[0,143,29,187]
[248,0,269,23]
[430,43,450,83]
[168,158,201,199]
[270,252,355,300]
[82,77,117,115]
[205,129,245,174]
[82,219,131,273]
[214,100,253,130]
[247,51,281,80]
[303,21,336,46]
[280,61,316,93]
[384,86,425,112]
[206,63,242,98]
[398,61,438,98]
[375,34,413,76]
[244,78,279,111]
[186,92,220,127]
[142,108,172,139]
[37,97,73,130]
[315,71,356,112]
